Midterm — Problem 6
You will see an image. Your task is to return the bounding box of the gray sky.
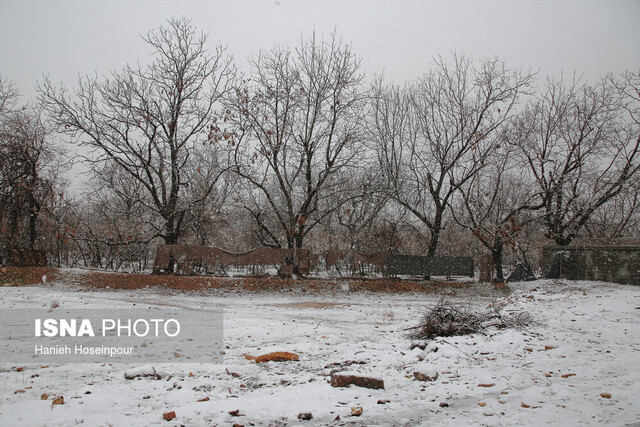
[1,0,640,101]
[1,0,639,193]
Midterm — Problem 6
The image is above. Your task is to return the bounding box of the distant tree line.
[1,18,639,279]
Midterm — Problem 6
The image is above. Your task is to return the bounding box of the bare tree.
[614,70,640,124]
[452,130,543,281]
[182,147,234,246]
[0,116,64,261]
[584,181,640,239]
[580,69,640,240]
[372,54,534,256]
[315,166,390,251]
[39,189,79,267]
[38,18,234,245]
[515,76,640,246]
[0,75,71,264]
[222,32,369,271]
[0,76,20,115]
[74,163,157,269]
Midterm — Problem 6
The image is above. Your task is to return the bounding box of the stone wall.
[541,246,640,285]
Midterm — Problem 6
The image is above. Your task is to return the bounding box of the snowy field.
[0,278,639,426]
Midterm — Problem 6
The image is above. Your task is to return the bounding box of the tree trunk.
[427,231,440,258]
[28,194,40,250]
[492,236,505,282]
[6,207,19,251]
[427,209,444,257]
[164,232,178,245]
[163,212,184,245]
[292,231,305,275]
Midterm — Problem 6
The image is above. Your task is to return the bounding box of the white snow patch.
[0,279,638,425]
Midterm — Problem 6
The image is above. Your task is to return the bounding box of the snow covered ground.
[0,278,638,426]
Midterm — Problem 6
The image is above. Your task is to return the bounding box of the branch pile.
[406,297,530,340]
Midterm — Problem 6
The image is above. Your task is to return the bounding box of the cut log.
[255,352,299,363]
[330,373,384,389]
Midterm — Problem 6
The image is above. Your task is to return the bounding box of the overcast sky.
[1,0,639,192]
[1,0,640,101]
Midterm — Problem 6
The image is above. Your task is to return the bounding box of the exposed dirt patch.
[0,267,480,294]
[270,302,350,309]
[0,267,60,286]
